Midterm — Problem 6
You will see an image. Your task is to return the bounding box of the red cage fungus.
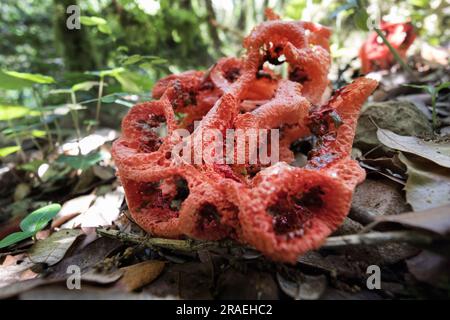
[112,10,378,263]
[359,21,416,74]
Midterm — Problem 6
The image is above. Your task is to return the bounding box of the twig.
[95,75,104,130]
[32,87,54,151]
[323,230,435,248]
[97,228,438,254]
[96,228,242,252]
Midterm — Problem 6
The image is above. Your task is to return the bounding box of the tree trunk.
[204,0,222,56]
[53,0,98,72]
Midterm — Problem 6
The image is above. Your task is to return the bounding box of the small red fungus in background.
[112,10,378,263]
[359,21,416,74]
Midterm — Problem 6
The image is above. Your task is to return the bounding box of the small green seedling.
[403,82,450,130]
[0,203,61,249]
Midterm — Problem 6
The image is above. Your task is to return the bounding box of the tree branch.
[323,230,435,248]
[96,228,242,252]
[97,228,438,255]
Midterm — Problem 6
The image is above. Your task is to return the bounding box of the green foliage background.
[0,0,447,152]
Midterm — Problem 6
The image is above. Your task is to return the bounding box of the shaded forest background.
[1,1,448,120]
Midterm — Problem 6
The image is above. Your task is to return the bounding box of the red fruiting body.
[112,11,378,263]
[359,21,416,74]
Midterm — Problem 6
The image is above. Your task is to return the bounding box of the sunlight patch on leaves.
[71,81,99,92]
[0,146,21,158]
[79,16,107,26]
[0,105,40,121]
[2,70,55,84]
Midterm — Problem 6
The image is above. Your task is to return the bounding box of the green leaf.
[353,8,369,31]
[20,204,61,233]
[98,23,112,34]
[86,68,124,78]
[0,231,35,249]
[436,82,450,92]
[329,1,357,19]
[0,70,35,90]
[80,16,112,35]
[403,84,435,95]
[31,130,46,138]
[0,146,20,157]
[122,55,168,67]
[0,105,40,121]
[49,88,72,95]
[101,93,128,103]
[123,54,144,66]
[114,70,152,93]
[409,0,429,7]
[147,58,168,65]
[72,81,99,92]
[1,127,47,141]
[56,151,106,170]
[80,16,107,26]
[2,70,55,84]
[18,160,45,172]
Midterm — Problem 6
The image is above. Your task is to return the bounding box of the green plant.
[404,82,450,130]
[85,68,124,129]
[0,203,61,249]
[56,151,107,170]
[0,70,57,157]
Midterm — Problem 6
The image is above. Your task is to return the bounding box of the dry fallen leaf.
[62,188,124,228]
[0,254,37,289]
[28,229,82,266]
[118,260,165,292]
[49,237,123,280]
[52,194,96,228]
[277,272,327,300]
[377,129,450,168]
[371,204,450,237]
[82,268,123,284]
[145,261,213,299]
[17,284,166,300]
[406,251,450,289]
[398,153,450,211]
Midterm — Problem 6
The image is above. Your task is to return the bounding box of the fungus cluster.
[112,9,378,263]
